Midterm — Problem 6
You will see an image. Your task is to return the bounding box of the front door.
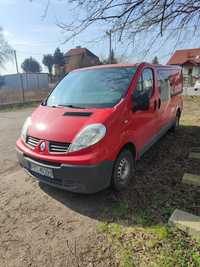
[129,68,160,156]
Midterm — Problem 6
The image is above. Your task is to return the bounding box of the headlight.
[21,117,31,141]
[68,123,106,153]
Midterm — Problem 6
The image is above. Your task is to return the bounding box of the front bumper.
[17,149,113,194]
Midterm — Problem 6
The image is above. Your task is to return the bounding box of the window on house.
[192,66,200,77]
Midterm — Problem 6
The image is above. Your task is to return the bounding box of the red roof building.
[167,48,200,87]
[64,47,100,73]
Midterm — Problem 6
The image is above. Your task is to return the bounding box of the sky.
[0,0,200,74]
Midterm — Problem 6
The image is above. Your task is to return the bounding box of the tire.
[111,149,135,191]
[171,111,181,132]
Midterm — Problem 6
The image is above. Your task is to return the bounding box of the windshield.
[47,67,137,108]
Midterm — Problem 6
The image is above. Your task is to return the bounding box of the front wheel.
[111,149,135,191]
[171,111,181,132]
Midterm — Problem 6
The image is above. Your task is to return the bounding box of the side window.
[158,70,171,101]
[133,68,154,98]
[142,69,154,96]
[133,76,143,98]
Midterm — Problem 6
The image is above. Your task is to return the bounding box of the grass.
[112,201,129,218]
[96,222,200,267]
[95,200,200,266]
[81,96,200,266]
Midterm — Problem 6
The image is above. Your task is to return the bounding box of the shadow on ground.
[40,125,200,227]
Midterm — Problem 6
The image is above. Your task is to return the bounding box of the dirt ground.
[0,97,200,267]
[0,107,105,266]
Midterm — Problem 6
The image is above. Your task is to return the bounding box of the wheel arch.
[176,107,181,116]
[116,142,137,161]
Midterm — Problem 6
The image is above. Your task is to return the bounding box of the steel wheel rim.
[117,158,131,184]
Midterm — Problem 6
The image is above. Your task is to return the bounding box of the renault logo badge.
[39,141,46,152]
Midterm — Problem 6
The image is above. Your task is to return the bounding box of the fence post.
[37,73,39,90]
[19,73,25,103]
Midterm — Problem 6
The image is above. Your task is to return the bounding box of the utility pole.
[13,50,24,103]
[13,50,19,73]
[106,30,112,64]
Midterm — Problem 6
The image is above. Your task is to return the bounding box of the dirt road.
[0,107,112,267]
[0,98,200,266]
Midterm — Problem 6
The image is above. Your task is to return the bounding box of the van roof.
[72,63,181,72]
[72,63,139,72]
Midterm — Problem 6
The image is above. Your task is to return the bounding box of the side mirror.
[132,91,149,112]
[41,98,47,106]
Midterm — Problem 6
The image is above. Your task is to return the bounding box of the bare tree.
[30,0,200,60]
[0,27,12,70]
[55,0,200,43]
[152,56,159,64]
[101,49,118,64]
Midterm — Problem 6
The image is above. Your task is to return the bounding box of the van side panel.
[170,67,183,96]
[156,66,183,131]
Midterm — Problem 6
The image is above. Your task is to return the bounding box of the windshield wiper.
[50,105,62,108]
[58,104,86,109]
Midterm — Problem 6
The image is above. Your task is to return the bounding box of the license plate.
[30,162,54,179]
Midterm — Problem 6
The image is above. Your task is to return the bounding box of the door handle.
[154,100,157,110]
[158,98,161,109]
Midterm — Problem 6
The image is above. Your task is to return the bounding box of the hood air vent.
[63,111,93,117]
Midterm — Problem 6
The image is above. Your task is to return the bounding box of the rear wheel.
[112,149,135,191]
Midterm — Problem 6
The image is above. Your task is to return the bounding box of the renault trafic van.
[16,63,183,193]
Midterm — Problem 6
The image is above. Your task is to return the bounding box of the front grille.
[26,136,70,153]
[49,141,70,153]
[26,136,40,149]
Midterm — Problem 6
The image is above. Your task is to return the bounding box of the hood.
[28,105,113,143]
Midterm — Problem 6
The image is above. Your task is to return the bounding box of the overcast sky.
[1,0,200,74]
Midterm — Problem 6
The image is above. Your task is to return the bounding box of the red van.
[16,63,183,193]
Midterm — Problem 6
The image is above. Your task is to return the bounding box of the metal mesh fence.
[0,73,51,106]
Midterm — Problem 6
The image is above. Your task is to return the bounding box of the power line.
[16,51,46,56]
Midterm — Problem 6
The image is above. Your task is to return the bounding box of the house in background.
[167,48,200,87]
[64,46,100,73]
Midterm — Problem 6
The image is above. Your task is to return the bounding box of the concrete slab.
[189,152,200,160]
[182,173,200,186]
[169,209,200,241]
